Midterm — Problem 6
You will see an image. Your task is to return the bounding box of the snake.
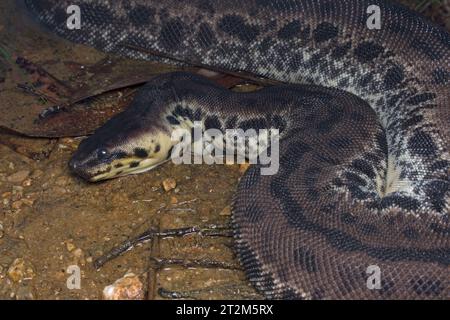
[24,0,450,299]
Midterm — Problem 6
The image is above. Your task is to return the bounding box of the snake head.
[69,108,174,182]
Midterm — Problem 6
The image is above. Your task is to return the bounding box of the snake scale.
[25,0,449,299]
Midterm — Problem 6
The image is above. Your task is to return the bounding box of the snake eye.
[97,148,109,160]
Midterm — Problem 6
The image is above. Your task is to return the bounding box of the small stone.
[7,258,34,283]
[86,257,93,263]
[21,199,34,207]
[2,192,11,198]
[170,196,178,204]
[219,205,232,216]
[22,179,32,187]
[7,170,30,183]
[65,241,75,252]
[11,199,34,210]
[73,248,83,258]
[162,178,177,192]
[103,273,144,300]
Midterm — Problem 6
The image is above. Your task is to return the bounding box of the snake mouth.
[90,158,170,182]
[69,156,167,182]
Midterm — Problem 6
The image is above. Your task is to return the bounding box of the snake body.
[25,0,450,299]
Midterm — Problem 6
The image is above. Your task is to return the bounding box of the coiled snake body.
[25,0,450,299]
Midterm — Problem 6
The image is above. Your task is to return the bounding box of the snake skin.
[25,0,450,299]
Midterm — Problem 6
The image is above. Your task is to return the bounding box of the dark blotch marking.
[134,148,148,158]
[345,172,367,187]
[361,223,379,236]
[197,23,216,48]
[113,151,128,159]
[425,180,448,212]
[411,278,444,296]
[204,115,222,131]
[129,161,140,168]
[405,93,436,106]
[315,108,343,133]
[328,137,353,149]
[430,160,449,172]
[159,19,186,50]
[313,22,339,43]
[348,185,369,200]
[154,144,161,153]
[376,131,388,156]
[166,115,180,125]
[239,118,267,132]
[277,20,302,39]
[331,42,351,58]
[401,115,423,130]
[384,65,405,89]
[351,159,376,179]
[407,130,437,156]
[341,212,357,225]
[379,195,420,211]
[114,163,123,168]
[354,41,384,63]
[358,72,374,88]
[129,5,155,26]
[218,15,259,42]
[175,105,194,120]
[225,115,238,129]
[294,247,318,273]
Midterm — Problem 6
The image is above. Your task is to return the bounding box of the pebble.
[7,170,30,183]
[7,258,35,283]
[162,178,177,192]
[219,206,232,216]
[2,191,11,198]
[11,198,34,210]
[73,248,83,259]
[65,241,75,252]
[102,273,144,300]
[22,178,32,187]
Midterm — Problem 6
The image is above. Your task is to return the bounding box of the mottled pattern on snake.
[25,0,450,299]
